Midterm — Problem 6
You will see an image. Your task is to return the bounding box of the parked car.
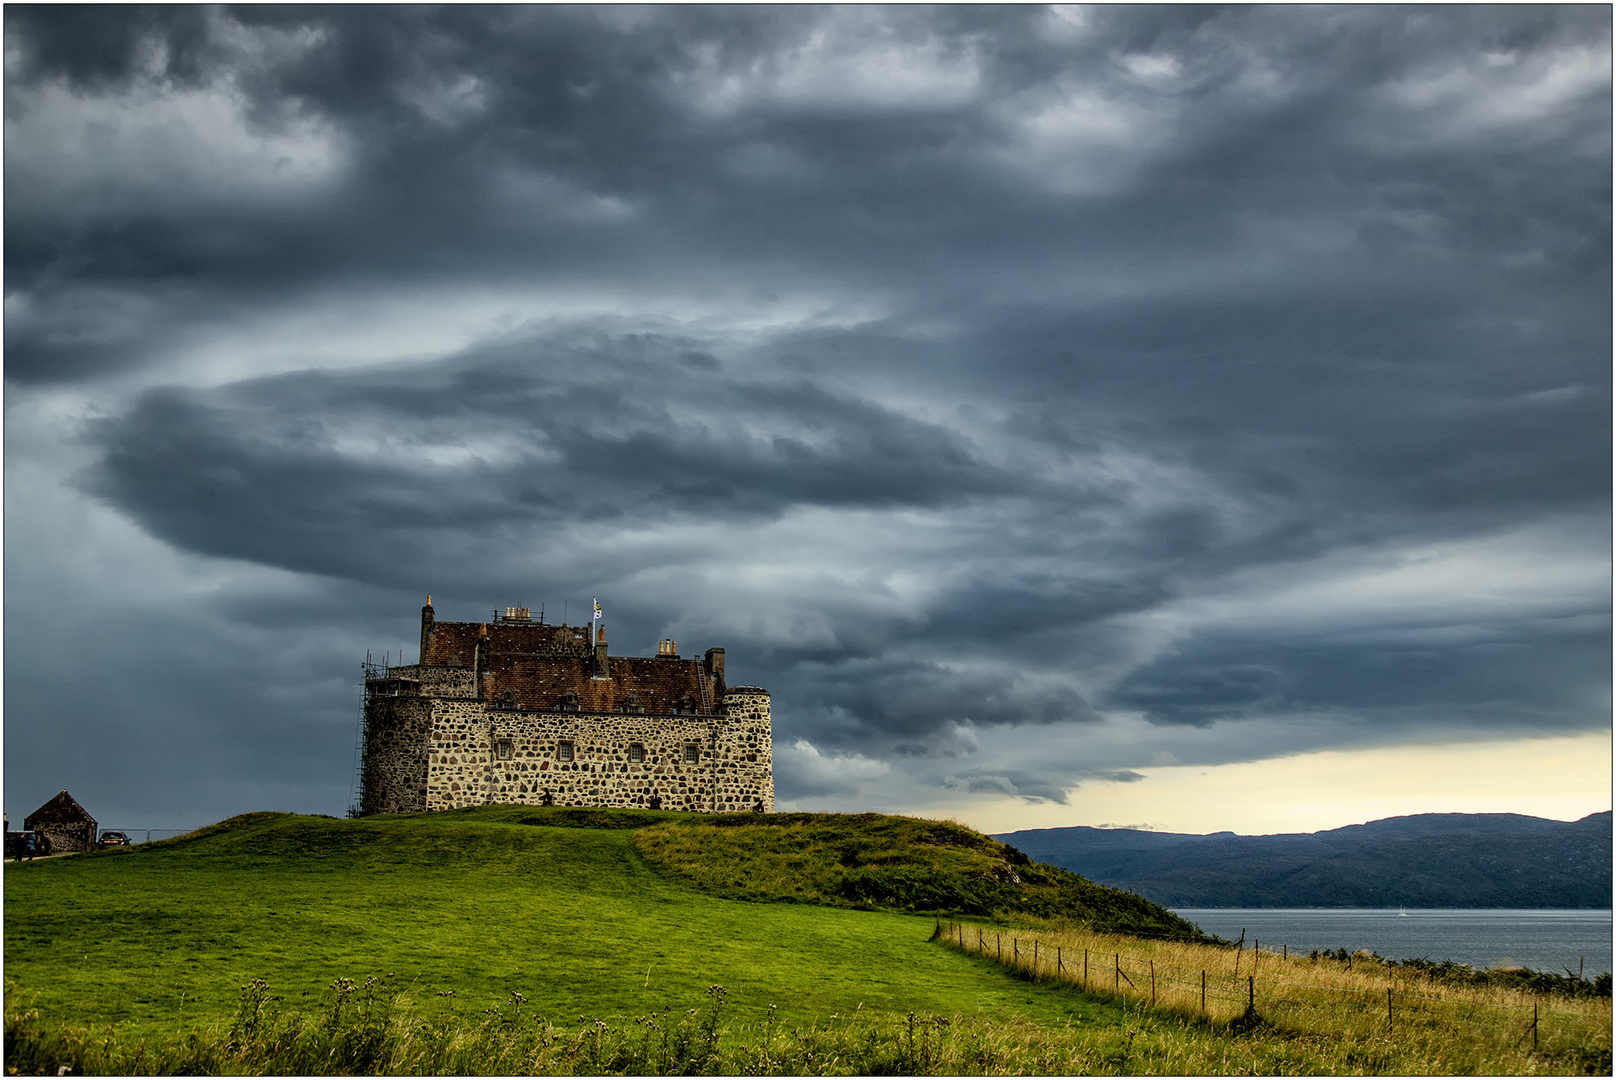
[97,830,132,848]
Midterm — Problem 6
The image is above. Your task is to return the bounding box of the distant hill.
[994,811,1612,908]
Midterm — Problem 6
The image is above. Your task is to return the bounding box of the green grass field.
[5,806,1608,1075]
[3,807,1120,1042]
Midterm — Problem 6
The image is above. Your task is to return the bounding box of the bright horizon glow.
[942,730,1613,836]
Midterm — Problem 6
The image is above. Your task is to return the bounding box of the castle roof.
[25,790,96,826]
[421,613,724,715]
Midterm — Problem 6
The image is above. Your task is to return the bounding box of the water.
[1172,908,1613,977]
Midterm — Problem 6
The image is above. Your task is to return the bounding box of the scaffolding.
[349,651,396,817]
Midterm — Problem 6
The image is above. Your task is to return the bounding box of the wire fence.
[935,918,1611,1054]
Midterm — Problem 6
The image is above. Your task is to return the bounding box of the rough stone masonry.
[358,599,773,815]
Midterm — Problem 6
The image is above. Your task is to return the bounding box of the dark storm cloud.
[78,329,1027,584]
[12,5,1605,381]
[1107,623,1613,731]
[5,6,1609,820]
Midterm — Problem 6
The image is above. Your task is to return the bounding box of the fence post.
[1387,987,1392,1033]
[997,932,1001,962]
[1057,946,1063,975]
[978,928,983,952]
[1533,1001,1539,1051]
[1115,953,1120,994]
[1201,970,1206,1013]
[1014,938,1019,965]
[1151,960,1156,1006]
[1084,948,1088,985]
[1034,940,1039,975]
[1247,975,1254,1014]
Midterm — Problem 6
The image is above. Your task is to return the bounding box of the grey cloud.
[947,769,1072,805]
[777,657,1097,751]
[5,6,1608,827]
[77,328,1025,582]
[1092,771,1146,784]
[1105,625,1611,732]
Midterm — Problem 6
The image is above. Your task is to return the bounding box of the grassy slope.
[4,808,1127,1042]
[634,812,1204,937]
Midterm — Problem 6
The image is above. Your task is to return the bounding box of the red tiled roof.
[423,618,721,715]
[422,619,591,665]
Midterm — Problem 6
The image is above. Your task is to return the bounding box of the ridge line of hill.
[993,811,1613,908]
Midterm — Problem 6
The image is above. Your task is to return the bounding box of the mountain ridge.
[994,811,1612,908]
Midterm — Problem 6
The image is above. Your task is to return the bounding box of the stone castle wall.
[360,695,434,815]
[361,679,773,815]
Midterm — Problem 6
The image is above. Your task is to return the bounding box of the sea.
[1172,908,1614,977]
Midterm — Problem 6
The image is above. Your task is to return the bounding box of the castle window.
[557,741,574,761]
[556,690,580,712]
[684,744,700,764]
[621,691,645,715]
[496,740,513,760]
[629,743,644,763]
[676,694,697,715]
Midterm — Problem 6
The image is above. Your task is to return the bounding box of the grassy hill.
[6,807,1610,1075]
[4,806,1170,1044]
[635,811,1202,935]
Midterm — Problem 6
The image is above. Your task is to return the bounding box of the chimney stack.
[419,595,435,664]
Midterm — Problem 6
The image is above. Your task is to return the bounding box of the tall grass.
[937,919,1613,1075]
[10,967,1610,1076]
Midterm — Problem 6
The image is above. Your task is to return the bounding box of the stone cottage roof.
[25,790,96,825]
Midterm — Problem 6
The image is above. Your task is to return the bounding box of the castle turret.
[717,685,773,812]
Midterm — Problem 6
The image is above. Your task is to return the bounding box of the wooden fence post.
[1014,938,1019,965]
[1057,946,1063,975]
[1150,960,1156,1005]
[1533,1002,1539,1050]
[1034,940,1039,975]
[1247,975,1254,1014]
[1114,953,1120,994]
[1201,970,1206,1013]
[1084,948,1088,985]
[1387,987,1392,1033]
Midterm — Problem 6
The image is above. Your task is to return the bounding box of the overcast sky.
[6,5,1610,835]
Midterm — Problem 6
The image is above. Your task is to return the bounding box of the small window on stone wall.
[629,743,645,762]
[556,690,580,712]
[496,740,513,760]
[684,744,699,764]
[557,741,574,761]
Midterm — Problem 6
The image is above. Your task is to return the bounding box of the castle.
[357,599,773,815]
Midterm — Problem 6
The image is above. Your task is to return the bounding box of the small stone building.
[358,599,774,816]
[24,790,98,852]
